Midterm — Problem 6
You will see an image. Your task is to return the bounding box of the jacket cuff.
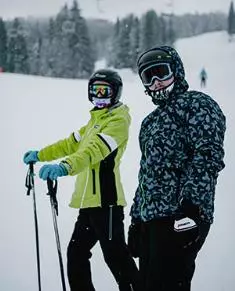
[60,161,72,175]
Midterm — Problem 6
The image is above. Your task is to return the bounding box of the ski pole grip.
[47,178,54,194]
[47,179,58,196]
[47,179,59,215]
[29,162,34,172]
[25,163,34,196]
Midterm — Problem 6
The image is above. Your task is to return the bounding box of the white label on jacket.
[98,133,118,152]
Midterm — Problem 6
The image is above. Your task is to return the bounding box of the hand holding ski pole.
[39,163,68,181]
[23,150,39,164]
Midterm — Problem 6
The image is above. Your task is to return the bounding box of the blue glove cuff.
[59,162,69,176]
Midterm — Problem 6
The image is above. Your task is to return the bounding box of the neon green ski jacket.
[38,103,131,209]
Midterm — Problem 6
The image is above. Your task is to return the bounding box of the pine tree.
[28,22,42,75]
[8,18,29,74]
[109,15,139,70]
[165,13,175,45]
[139,10,162,53]
[54,4,71,77]
[41,18,57,76]
[51,0,95,78]
[115,15,135,69]
[0,18,8,71]
[228,1,235,39]
[129,17,140,71]
[68,0,95,78]
[107,18,120,68]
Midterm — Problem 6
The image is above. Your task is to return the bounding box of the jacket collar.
[90,102,123,118]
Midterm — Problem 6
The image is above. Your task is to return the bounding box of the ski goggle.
[90,84,113,98]
[140,63,173,86]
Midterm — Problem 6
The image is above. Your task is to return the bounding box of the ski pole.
[25,163,42,291]
[47,179,67,291]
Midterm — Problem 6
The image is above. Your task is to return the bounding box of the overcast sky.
[0,0,232,21]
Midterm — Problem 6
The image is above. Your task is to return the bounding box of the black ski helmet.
[88,69,123,105]
[137,48,173,77]
[137,49,173,87]
[137,48,175,104]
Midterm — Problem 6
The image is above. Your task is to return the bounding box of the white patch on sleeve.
[98,133,118,152]
[73,132,81,142]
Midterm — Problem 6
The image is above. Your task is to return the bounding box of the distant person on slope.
[23,69,140,291]
[128,46,226,291]
[200,67,207,87]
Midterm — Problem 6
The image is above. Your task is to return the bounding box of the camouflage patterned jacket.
[130,47,226,224]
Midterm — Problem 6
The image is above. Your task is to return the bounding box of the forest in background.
[0,0,234,78]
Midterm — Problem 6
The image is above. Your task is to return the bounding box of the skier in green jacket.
[23,69,139,291]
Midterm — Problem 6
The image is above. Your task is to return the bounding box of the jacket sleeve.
[38,127,86,162]
[63,113,131,176]
[180,96,226,208]
[130,190,142,222]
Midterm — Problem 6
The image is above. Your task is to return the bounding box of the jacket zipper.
[140,143,147,220]
[108,205,113,240]
[80,169,89,208]
[92,169,96,194]
[79,115,99,206]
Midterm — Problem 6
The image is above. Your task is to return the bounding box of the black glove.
[180,198,201,224]
[127,223,141,258]
[175,198,202,249]
[175,223,200,249]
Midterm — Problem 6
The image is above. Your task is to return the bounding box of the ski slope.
[1,31,235,291]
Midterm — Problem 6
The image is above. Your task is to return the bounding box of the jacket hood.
[157,46,189,94]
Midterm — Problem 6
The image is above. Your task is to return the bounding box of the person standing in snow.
[200,67,208,88]
[23,69,139,291]
[128,46,226,291]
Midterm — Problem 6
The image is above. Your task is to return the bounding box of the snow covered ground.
[1,31,235,291]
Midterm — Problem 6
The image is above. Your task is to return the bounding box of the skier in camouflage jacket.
[128,46,226,291]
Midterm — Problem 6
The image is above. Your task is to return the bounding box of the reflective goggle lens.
[90,84,113,98]
[141,63,173,86]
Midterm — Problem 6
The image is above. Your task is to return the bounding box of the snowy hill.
[1,31,235,291]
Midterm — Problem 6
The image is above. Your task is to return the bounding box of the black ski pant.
[67,206,140,291]
[139,218,210,291]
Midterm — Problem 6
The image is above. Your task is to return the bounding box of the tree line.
[0,1,95,78]
[0,0,231,78]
